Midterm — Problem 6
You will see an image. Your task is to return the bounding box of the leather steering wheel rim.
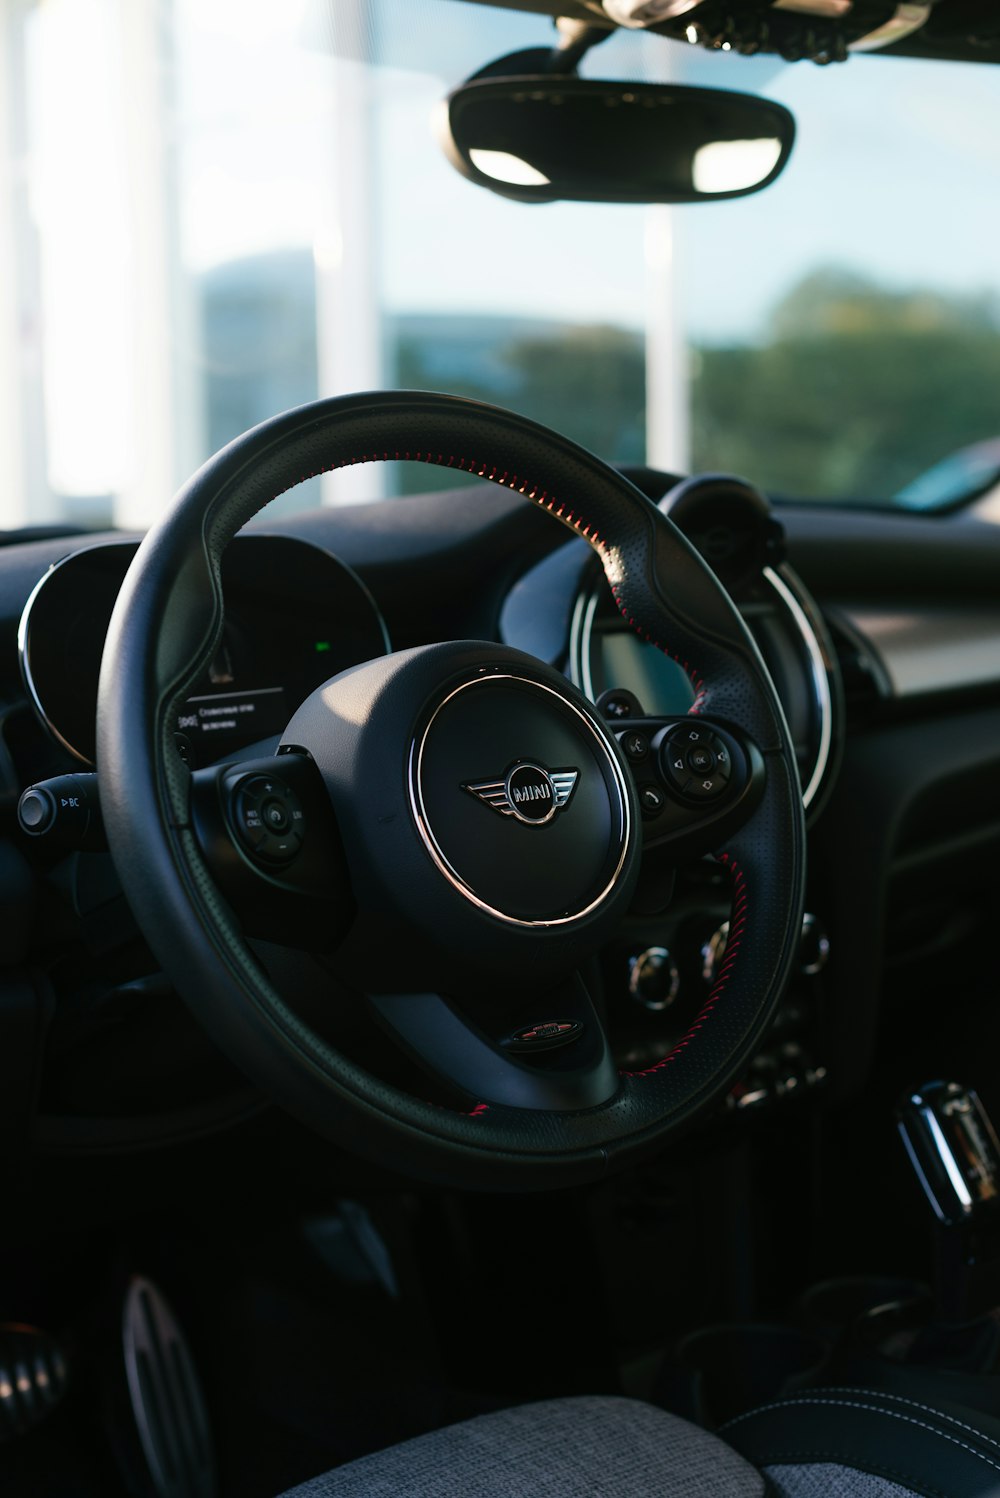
[96,391,805,1189]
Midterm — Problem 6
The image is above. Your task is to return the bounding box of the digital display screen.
[176,686,288,764]
[21,534,389,770]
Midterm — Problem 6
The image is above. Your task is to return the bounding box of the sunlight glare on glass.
[175,0,335,271]
[188,0,309,42]
[692,137,782,194]
[28,0,131,496]
[468,149,551,187]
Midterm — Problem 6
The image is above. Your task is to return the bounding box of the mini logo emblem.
[463,761,579,826]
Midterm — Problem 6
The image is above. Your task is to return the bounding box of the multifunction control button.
[617,729,649,762]
[661,724,733,801]
[639,784,666,818]
[687,745,715,776]
[232,774,305,864]
[596,688,643,721]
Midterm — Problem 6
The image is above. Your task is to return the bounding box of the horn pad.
[281,642,640,988]
[412,672,631,925]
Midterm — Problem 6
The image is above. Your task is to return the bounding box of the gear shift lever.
[898,1081,1000,1325]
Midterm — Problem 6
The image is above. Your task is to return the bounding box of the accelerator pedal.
[121,1276,217,1498]
[0,1323,71,1440]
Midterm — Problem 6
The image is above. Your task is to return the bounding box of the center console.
[602,873,830,1115]
[654,1078,1000,1427]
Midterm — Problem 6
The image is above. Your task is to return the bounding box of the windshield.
[1,0,998,531]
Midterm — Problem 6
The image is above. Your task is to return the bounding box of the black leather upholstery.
[725,1386,1000,1498]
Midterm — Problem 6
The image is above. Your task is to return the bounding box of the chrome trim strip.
[568,586,600,702]
[848,2,931,52]
[922,1106,974,1214]
[762,565,833,813]
[408,672,632,929]
[18,554,97,767]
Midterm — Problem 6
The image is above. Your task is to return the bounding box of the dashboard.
[1,472,999,1152]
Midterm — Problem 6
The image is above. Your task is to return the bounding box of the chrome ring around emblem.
[407,672,632,929]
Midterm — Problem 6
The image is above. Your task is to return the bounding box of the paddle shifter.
[898,1081,1000,1325]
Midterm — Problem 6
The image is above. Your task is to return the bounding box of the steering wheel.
[96,392,805,1189]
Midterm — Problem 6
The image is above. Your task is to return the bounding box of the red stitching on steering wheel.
[269,450,709,716]
[608,583,708,714]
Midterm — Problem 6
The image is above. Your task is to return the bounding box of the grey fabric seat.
[275,1388,1000,1497]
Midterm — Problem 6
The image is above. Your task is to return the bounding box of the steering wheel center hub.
[279,644,641,987]
[411,672,631,926]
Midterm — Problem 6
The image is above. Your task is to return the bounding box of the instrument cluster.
[18,534,389,770]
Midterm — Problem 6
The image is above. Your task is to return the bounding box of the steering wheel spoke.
[189,753,354,950]
[370,973,618,1112]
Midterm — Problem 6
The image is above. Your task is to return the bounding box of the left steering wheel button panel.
[232,775,304,863]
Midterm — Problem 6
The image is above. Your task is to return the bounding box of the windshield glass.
[1,0,998,531]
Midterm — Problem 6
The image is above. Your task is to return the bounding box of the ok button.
[687,746,716,775]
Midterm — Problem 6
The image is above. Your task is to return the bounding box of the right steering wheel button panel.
[662,725,732,800]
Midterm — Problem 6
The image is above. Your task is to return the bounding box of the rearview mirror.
[440,77,795,205]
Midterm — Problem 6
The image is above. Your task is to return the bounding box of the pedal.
[0,1323,71,1440]
[119,1276,217,1498]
